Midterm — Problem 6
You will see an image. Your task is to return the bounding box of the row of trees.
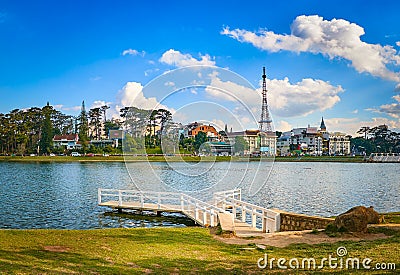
[352,125,400,154]
[0,101,120,155]
[0,103,75,155]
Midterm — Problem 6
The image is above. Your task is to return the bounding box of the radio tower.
[259,67,273,132]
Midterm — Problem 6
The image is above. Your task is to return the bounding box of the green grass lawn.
[0,227,399,274]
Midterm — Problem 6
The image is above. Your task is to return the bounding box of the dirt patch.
[43,245,70,252]
[214,230,391,248]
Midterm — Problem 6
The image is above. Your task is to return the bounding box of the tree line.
[352,125,400,154]
[0,101,119,155]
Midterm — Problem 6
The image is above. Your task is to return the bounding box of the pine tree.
[78,101,89,152]
[39,102,54,154]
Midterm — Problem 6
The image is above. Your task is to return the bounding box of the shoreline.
[0,155,369,163]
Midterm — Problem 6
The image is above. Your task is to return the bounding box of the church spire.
[320,117,326,131]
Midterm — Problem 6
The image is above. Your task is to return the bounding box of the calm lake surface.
[0,161,398,229]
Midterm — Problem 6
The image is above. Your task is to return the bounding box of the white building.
[228,130,277,156]
[276,118,351,156]
[329,132,351,155]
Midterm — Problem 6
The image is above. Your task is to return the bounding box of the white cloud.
[164,81,175,87]
[116,82,168,110]
[144,68,159,76]
[222,15,400,82]
[375,95,400,118]
[276,120,292,132]
[90,100,112,109]
[204,73,343,118]
[326,117,400,136]
[159,49,216,67]
[268,77,343,117]
[396,41,400,47]
[351,109,359,114]
[57,105,81,112]
[122,49,145,57]
[211,119,226,131]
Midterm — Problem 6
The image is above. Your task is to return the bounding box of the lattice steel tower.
[259,67,273,132]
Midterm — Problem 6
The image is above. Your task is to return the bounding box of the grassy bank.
[0,155,367,163]
[0,226,399,274]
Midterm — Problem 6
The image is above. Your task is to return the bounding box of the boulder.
[334,206,380,232]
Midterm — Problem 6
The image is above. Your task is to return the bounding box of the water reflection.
[0,161,398,229]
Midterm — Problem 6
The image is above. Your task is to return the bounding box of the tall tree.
[234,136,249,154]
[156,109,172,135]
[194,131,208,152]
[357,126,370,140]
[89,107,102,140]
[39,103,54,154]
[78,101,89,152]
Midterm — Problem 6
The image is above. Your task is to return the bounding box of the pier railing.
[213,192,280,233]
[369,153,400,162]
[98,188,280,233]
[98,189,225,227]
[213,189,242,202]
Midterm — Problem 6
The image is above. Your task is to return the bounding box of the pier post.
[262,212,267,233]
[180,195,184,211]
[252,209,257,228]
[118,190,122,206]
[195,202,199,221]
[241,207,246,222]
[98,189,102,204]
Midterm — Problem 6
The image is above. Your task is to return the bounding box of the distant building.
[90,139,113,148]
[228,130,277,156]
[53,134,80,150]
[109,130,125,148]
[329,132,351,155]
[207,142,233,156]
[276,117,351,156]
[188,124,220,141]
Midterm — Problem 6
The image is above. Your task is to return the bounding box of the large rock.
[334,206,380,232]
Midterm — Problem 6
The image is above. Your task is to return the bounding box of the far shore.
[0,155,368,163]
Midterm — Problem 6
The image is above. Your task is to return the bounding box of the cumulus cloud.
[222,15,400,82]
[116,82,168,110]
[159,49,216,67]
[90,100,112,109]
[268,77,343,117]
[326,117,400,136]
[205,73,343,118]
[122,49,145,56]
[396,41,400,47]
[374,95,400,118]
[276,120,292,132]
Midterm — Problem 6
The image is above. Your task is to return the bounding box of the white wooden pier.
[98,188,280,236]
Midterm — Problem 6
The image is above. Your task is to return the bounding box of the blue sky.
[1,0,400,135]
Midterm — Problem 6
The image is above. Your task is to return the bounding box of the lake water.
[0,161,398,229]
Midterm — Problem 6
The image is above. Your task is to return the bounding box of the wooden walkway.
[98,189,280,236]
